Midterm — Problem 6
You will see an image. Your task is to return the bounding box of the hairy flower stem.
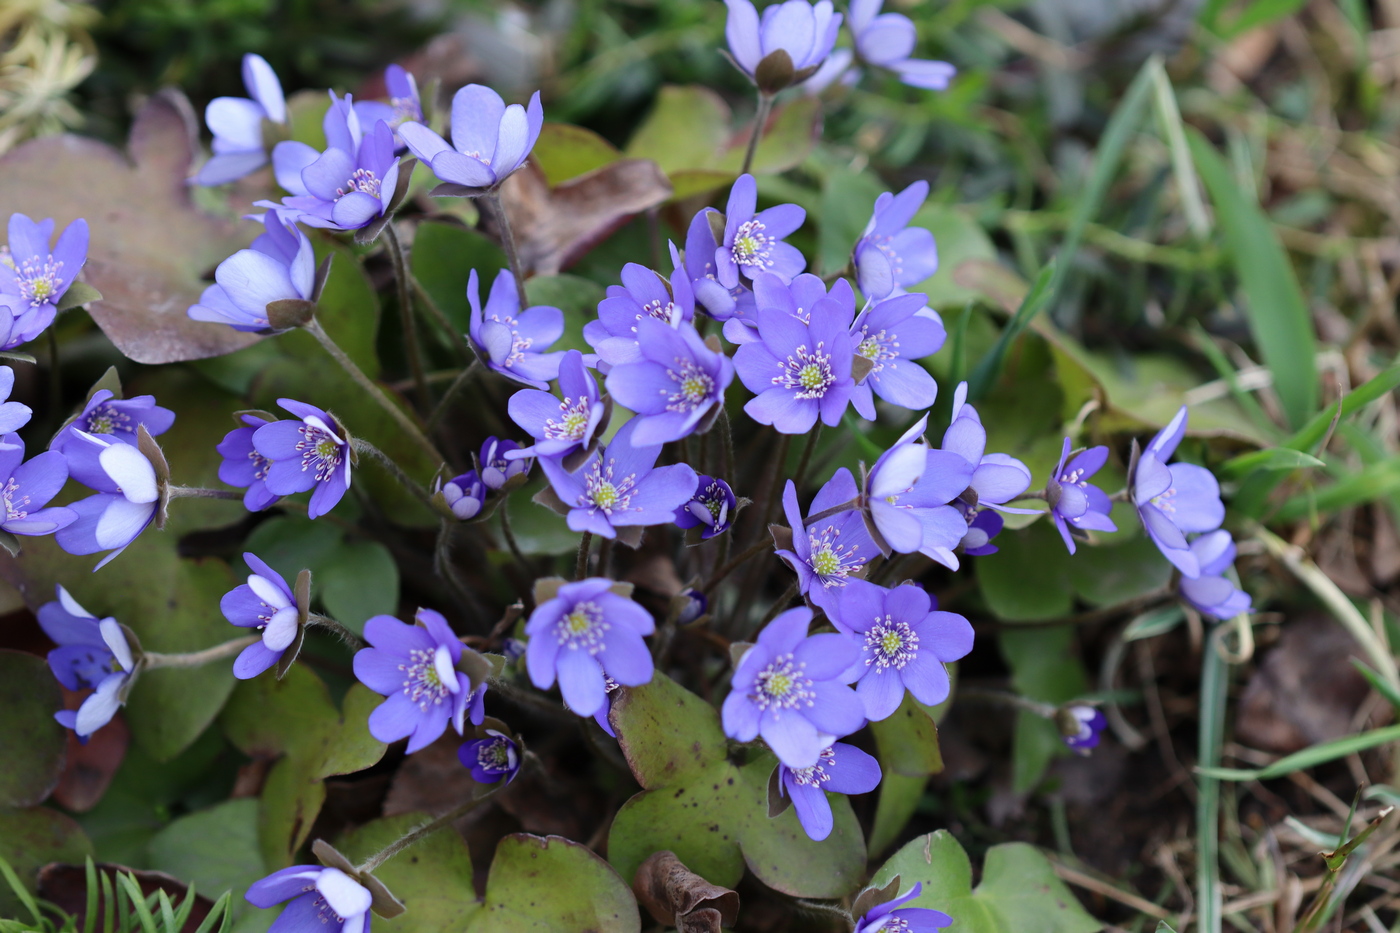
[411,278,477,365]
[165,486,244,500]
[483,190,529,308]
[705,538,773,592]
[357,796,492,874]
[793,424,822,491]
[755,580,799,629]
[740,92,774,176]
[384,223,430,412]
[143,636,258,670]
[717,407,736,481]
[575,531,593,581]
[426,360,483,432]
[303,317,445,468]
[307,613,365,649]
[497,507,533,579]
[955,686,1059,719]
[435,518,490,623]
[350,438,434,507]
[45,328,61,435]
[792,900,852,923]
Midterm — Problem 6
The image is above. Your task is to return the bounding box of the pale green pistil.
[811,548,841,577]
[592,482,619,510]
[798,364,824,390]
[859,337,881,360]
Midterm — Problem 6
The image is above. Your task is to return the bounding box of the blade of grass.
[189,894,231,933]
[1271,459,1400,523]
[1188,129,1318,429]
[967,261,1055,399]
[1199,725,1400,780]
[169,886,195,933]
[1147,59,1209,240]
[154,892,175,933]
[1188,322,1282,442]
[1197,627,1230,933]
[82,858,96,933]
[100,869,113,933]
[115,877,155,933]
[0,856,42,927]
[1220,447,1324,478]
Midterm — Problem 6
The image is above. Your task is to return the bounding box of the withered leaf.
[634,850,739,932]
[0,89,256,363]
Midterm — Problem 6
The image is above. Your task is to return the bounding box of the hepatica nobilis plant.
[0,3,1272,930]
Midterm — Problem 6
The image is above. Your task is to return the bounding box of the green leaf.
[1220,447,1325,478]
[1067,534,1173,608]
[145,800,266,923]
[817,168,886,276]
[871,832,1098,933]
[867,774,929,859]
[316,540,400,635]
[967,262,1055,401]
[469,834,638,933]
[525,274,606,357]
[0,650,67,807]
[1123,606,1185,642]
[0,808,92,918]
[977,521,1075,621]
[532,123,622,186]
[1188,129,1317,429]
[313,241,382,377]
[1001,627,1089,793]
[336,813,480,933]
[410,221,507,333]
[869,692,944,778]
[56,281,103,311]
[909,206,998,310]
[1273,459,1400,523]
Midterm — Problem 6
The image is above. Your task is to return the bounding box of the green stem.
[306,613,365,649]
[793,424,822,491]
[954,686,1059,719]
[1197,630,1229,933]
[427,361,482,432]
[383,223,430,412]
[483,190,530,308]
[164,486,244,500]
[357,797,487,874]
[740,92,773,176]
[717,406,735,481]
[754,580,799,630]
[498,506,532,579]
[350,438,435,507]
[435,518,489,622]
[575,531,593,581]
[705,538,772,592]
[411,277,477,365]
[303,318,444,468]
[143,636,258,670]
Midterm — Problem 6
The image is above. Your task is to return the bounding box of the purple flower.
[684,209,755,322]
[675,588,708,625]
[353,65,423,150]
[353,608,485,753]
[51,390,175,455]
[584,256,695,368]
[507,349,607,462]
[55,434,161,570]
[1060,706,1107,753]
[0,367,31,435]
[715,175,806,290]
[853,883,952,933]
[400,84,543,191]
[0,434,74,535]
[253,399,353,520]
[261,94,400,231]
[217,412,280,511]
[459,729,521,784]
[674,475,737,539]
[525,578,656,718]
[193,54,287,186]
[860,415,971,565]
[799,48,856,95]
[438,470,487,521]
[1180,530,1253,620]
[849,292,942,418]
[222,552,302,679]
[0,213,88,348]
[468,268,565,389]
[734,296,855,434]
[605,319,733,445]
[776,469,875,615]
[729,271,853,348]
[40,587,135,738]
[724,0,842,90]
[778,742,881,841]
[245,865,372,933]
[1130,406,1225,577]
[831,579,972,721]
[478,437,531,490]
[848,0,957,90]
[538,418,698,540]
[188,210,315,333]
[1047,438,1117,555]
[723,607,864,768]
[958,508,1002,557]
[853,181,939,301]
[941,381,1033,514]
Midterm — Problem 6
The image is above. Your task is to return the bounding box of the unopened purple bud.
[459,729,521,784]
[440,470,487,521]
[1058,705,1107,753]
[676,588,707,625]
[479,437,531,490]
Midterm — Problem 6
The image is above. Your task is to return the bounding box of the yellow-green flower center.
[858,337,881,360]
[592,481,619,509]
[881,630,904,655]
[798,363,825,390]
[565,609,592,634]
[316,437,339,460]
[811,548,841,577]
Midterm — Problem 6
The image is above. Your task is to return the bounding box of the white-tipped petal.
[262,606,299,651]
[248,574,292,609]
[98,444,158,504]
[435,644,461,694]
[99,617,133,671]
[315,869,371,919]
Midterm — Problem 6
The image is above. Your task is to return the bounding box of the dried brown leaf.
[633,850,739,931]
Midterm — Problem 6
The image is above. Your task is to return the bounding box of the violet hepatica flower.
[779,742,880,842]
[245,866,372,933]
[861,415,972,566]
[731,271,854,348]
[459,730,521,784]
[0,367,31,436]
[55,433,162,570]
[716,174,806,290]
[1047,438,1116,555]
[941,381,1033,515]
[724,0,842,90]
[853,181,939,301]
[684,209,755,323]
[0,434,74,535]
[849,0,957,91]
[261,93,399,231]
[525,578,656,718]
[734,291,855,434]
[849,292,942,419]
[222,552,302,679]
[353,65,423,150]
[958,508,1002,557]
[51,390,175,456]
[1131,406,1225,577]
[853,883,953,933]
[40,587,135,738]
[188,210,315,333]
[832,579,973,721]
[217,412,280,512]
[507,349,607,463]
[478,437,531,490]
[605,318,734,445]
[723,606,865,768]
[1180,530,1253,620]
[0,213,89,348]
[1060,706,1108,754]
[538,418,698,540]
[777,469,876,616]
[585,256,695,368]
[400,84,543,191]
[354,609,484,753]
[438,470,487,521]
[674,475,737,539]
[252,399,353,520]
[468,268,565,389]
[193,53,286,186]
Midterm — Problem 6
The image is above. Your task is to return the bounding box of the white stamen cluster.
[17,253,65,308]
[752,653,815,712]
[580,458,636,516]
[543,396,593,441]
[398,647,451,710]
[855,325,899,374]
[775,342,835,399]
[663,358,715,413]
[554,599,609,654]
[84,403,133,436]
[2,477,30,521]
[730,219,775,270]
[295,424,344,482]
[336,167,382,199]
[864,614,919,673]
[787,746,837,787]
[806,524,863,585]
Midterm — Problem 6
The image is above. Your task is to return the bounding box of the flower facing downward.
[55,432,164,570]
[1047,438,1116,555]
[245,865,373,933]
[353,609,487,753]
[715,175,806,290]
[508,350,609,464]
[459,729,522,784]
[605,318,734,445]
[222,553,307,679]
[252,399,354,520]
[0,213,89,349]
[848,0,957,90]
[776,469,876,615]
[722,606,865,769]
[467,268,565,389]
[724,0,843,91]
[853,181,940,301]
[1058,705,1108,754]
[188,210,316,333]
[852,883,953,933]
[399,84,543,192]
[1179,530,1252,620]
[193,53,286,186]
[674,475,737,539]
[217,412,280,511]
[525,578,656,718]
[777,742,881,841]
[1130,406,1225,578]
[39,586,136,738]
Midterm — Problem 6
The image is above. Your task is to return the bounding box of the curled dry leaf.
[0,89,256,363]
[633,850,739,933]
